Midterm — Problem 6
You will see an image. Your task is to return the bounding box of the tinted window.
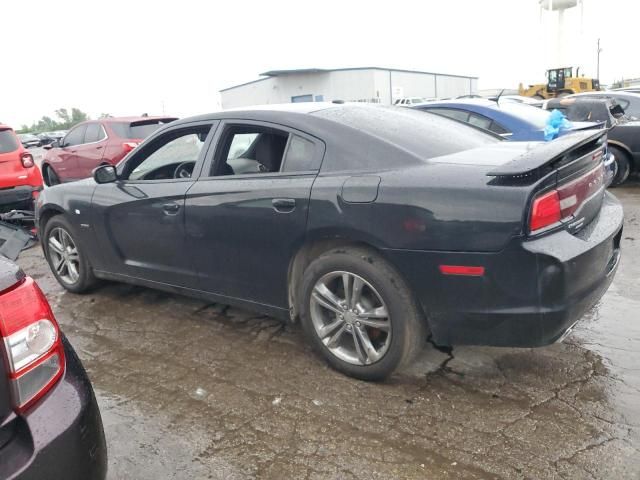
[213,126,289,176]
[63,125,87,147]
[489,122,509,134]
[315,106,498,161]
[467,112,493,130]
[110,119,175,140]
[430,108,470,122]
[127,128,210,180]
[0,130,19,154]
[283,135,318,172]
[84,123,105,143]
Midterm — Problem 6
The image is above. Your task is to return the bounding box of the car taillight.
[122,142,139,154]
[20,152,35,168]
[529,163,605,233]
[0,278,64,412]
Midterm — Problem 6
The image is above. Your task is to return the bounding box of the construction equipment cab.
[520,67,600,99]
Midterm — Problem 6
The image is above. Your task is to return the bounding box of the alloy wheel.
[48,227,81,285]
[310,271,392,366]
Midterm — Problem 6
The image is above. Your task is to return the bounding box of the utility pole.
[596,38,602,80]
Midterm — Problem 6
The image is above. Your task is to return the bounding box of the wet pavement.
[16,181,640,479]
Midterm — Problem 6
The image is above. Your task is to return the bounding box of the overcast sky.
[1,0,638,127]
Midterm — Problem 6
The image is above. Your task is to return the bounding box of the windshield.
[0,130,19,154]
[500,103,551,128]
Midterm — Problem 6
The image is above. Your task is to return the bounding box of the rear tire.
[298,246,427,381]
[609,146,631,187]
[44,165,60,186]
[43,216,98,293]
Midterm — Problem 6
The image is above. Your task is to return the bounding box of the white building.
[220,67,478,109]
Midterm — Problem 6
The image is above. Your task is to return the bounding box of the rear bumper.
[384,192,623,347]
[0,186,38,211]
[0,337,107,480]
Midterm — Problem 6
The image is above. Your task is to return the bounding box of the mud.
[17,181,640,479]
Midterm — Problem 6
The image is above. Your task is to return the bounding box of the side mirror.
[93,164,118,184]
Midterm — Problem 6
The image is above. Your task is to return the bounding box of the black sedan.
[0,257,107,479]
[16,133,41,149]
[545,97,640,185]
[36,104,623,380]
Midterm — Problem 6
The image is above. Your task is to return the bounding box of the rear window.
[499,103,551,129]
[0,130,19,154]
[110,119,176,140]
[314,106,498,160]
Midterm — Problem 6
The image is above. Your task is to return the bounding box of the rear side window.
[0,130,19,154]
[467,112,493,130]
[429,108,470,123]
[110,120,175,140]
[283,135,319,172]
[84,123,106,143]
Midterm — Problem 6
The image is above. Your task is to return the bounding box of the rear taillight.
[530,190,561,232]
[529,163,605,233]
[0,278,64,412]
[20,152,34,168]
[122,142,139,154]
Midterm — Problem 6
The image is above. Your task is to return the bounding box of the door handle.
[162,202,181,215]
[96,145,103,150]
[272,198,296,213]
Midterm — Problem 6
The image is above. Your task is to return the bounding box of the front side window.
[123,126,211,181]
[63,125,87,147]
[212,126,289,176]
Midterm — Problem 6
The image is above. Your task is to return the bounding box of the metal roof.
[220,67,478,92]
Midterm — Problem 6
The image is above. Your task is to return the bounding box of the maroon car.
[42,116,176,185]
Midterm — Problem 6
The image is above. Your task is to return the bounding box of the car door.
[75,122,108,179]
[184,120,324,309]
[90,120,217,288]
[55,124,87,181]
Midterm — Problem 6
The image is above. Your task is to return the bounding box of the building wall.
[220,69,478,108]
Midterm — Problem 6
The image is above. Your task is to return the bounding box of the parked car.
[37,131,64,146]
[544,97,640,185]
[41,116,177,185]
[0,125,43,212]
[0,257,107,478]
[36,104,622,380]
[611,86,640,94]
[568,91,640,120]
[412,99,596,141]
[16,133,41,149]
[394,97,433,106]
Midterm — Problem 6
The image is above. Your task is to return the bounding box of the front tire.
[43,216,98,293]
[609,146,631,187]
[299,247,427,381]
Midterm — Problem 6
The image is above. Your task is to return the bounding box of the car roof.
[0,124,13,131]
[571,91,640,99]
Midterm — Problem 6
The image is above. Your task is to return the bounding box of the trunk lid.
[487,129,609,236]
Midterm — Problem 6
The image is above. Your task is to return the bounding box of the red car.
[42,116,176,185]
[0,125,43,212]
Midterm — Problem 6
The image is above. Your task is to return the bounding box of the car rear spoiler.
[487,129,607,177]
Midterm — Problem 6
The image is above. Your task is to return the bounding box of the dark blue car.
[412,99,594,141]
